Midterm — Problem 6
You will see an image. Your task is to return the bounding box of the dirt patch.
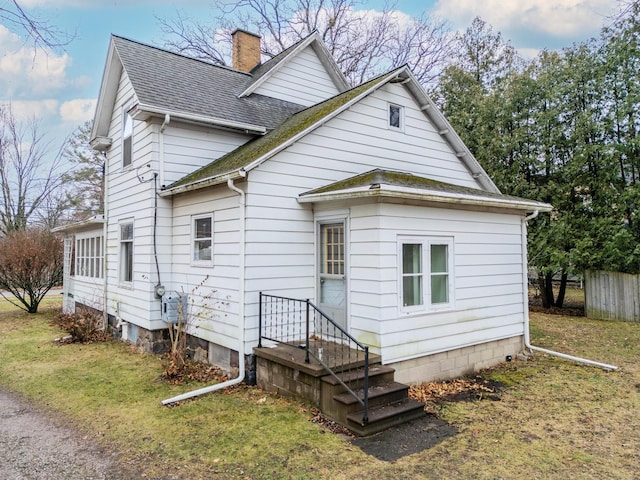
[351,414,457,462]
[315,376,506,461]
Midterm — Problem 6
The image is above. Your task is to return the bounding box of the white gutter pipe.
[162,172,248,405]
[159,114,170,188]
[521,210,618,371]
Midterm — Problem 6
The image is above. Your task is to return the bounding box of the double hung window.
[193,214,213,264]
[120,222,134,283]
[400,237,453,312]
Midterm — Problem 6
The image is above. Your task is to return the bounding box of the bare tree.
[0,228,63,313]
[0,105,65,235]
[1,0,73,51]
[61,121,104,221]
[159,0,454,86]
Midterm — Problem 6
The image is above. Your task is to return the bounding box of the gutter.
[162,172,248,405]
[158,170,246,198]
[299,185,552,212]
[130,104,266,135]
[521,210,617,371]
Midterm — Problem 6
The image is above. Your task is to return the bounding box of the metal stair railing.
[258,292,369,425]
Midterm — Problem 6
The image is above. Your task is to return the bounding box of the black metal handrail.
[259,292,369,425]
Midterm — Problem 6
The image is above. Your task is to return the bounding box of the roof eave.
[52,215,105,233]
[159,170,246,197]
[91,36,122,142]
[130,104,267,135]
[396,69,501,195]
[298,186,553,213]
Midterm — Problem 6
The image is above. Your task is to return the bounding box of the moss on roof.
[166,70,396,191]
[301,169,530,202]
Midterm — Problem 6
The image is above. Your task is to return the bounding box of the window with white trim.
[122,109,133,167]
[120,221,134,283]
[388,103,403,130]
[400,237,454,312]
[192,214,213,264]
[75,235,104,279]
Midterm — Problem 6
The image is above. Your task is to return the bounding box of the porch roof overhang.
[298,170,552,214]
[52,215,105,234]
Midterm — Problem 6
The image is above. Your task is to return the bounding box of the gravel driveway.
[0,390,131,480]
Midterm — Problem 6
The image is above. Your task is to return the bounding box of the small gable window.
[122,109,133,167]
[389,104,403,130]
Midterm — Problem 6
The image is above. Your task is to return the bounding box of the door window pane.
[321,224,344,275]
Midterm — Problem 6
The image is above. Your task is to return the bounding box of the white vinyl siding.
[349,203,525,364]
[160,123,250,188]
[253,45,341,106]
[170,188,242,352]
[103,68,165,330]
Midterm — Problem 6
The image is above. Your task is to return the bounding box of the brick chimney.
[231,29,261,72]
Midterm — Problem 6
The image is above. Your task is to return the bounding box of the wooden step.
[333,381,409,410]
[321,364,395,389]
[346,398,426,436]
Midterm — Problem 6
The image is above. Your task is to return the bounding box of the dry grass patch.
[1,293,639,479]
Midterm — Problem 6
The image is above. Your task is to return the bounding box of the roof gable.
[241,31,349,98]
[162,68,399,195]
[91,36,306,142]
[163,65,499,196]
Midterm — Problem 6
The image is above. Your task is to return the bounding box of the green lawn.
[1,296,639,479]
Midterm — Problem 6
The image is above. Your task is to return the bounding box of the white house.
[58,30,551,387]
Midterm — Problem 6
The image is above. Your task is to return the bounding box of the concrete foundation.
[391,336,524,384]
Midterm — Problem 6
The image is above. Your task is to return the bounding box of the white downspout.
[159,114,170,188]
[162,171,247,405]
[102,152,109,330]
[522,210,617,371]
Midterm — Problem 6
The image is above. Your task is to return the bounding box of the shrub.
[0,228,63,313]
[52,308,111,343]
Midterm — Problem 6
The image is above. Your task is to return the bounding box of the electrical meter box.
[161,293,188,324]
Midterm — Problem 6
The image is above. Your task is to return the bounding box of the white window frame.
[122,106,133,168]
[388,103,404,131]
[119,220,134,285]
[191,213,213,266]
[74,234,104,279]
[398,236,454,314]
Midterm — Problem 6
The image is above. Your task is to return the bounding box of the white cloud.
[0,24,72,98]
[0,99,59,122]
[59,98,96,123]
[19,0,210,7]
[433,0,619,51]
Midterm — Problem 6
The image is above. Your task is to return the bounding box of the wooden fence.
[585,270,640,322]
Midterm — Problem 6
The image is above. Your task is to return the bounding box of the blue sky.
[0,0,620,158]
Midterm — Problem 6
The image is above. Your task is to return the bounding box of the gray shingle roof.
[112,36,305,130]
[299,169,553,211]
[164,70,395,192]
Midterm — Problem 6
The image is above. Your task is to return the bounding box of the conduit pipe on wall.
[162,171,248,405]
[521,210,618,371]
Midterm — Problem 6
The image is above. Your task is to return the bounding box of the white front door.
[318,222,347,331]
